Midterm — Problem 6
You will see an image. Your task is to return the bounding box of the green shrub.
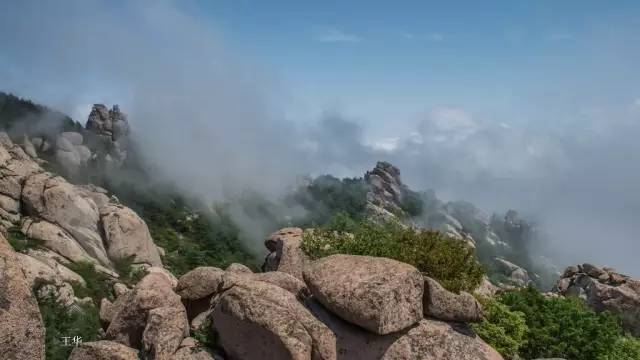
[66,261,113,304]
[497,286,623,360]
[599,336,640,360]
[112,255,146,286]
[38,296,101,360]
[301,214,485,293]
[6,227,43,252]
[471,297,528,359]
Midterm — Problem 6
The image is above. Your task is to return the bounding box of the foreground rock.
[0,233,45,360]
[304,254,423,335]
[555,263,640,336]
[307,299,503,360]
[105,273,187,349]
[68,340,138,360]
[423,276,483,323]
[212,278,336,360]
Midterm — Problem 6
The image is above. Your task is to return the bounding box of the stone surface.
[307,298,503,360]
[100,203,162,266]
[212,278,336,360]
[555,264,640,336]
[105,273,184,348]
[303,254,423,335]
[141,306,189,360]
[177,266,225,300]
[68,340,139,360]
[424,276,483,323]
[0,233,45,360]
[173,346,216,360]
[251,271,311,299]
[262,227,308,280]
[225,262,252,274]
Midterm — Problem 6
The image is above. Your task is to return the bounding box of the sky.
[1,0,640,274]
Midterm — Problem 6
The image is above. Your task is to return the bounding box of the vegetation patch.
[66,261,114,304]
[301,213,485,293]
[6,227,43,252]
[38,296,102,360]
[474,286,634,360]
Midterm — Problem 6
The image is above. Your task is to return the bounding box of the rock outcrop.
[0,132,162,276]
[262,227,308,280]
[85,104,130,166]
[424,276,483,323]
[0,233,45,360]
[555,263,640,336]
[303,254,424,335]
[212,277,336,360]
[68,340,139,360]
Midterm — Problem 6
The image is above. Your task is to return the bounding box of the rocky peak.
[86,103,130,141]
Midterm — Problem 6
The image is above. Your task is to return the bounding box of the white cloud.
[315,27,361,43]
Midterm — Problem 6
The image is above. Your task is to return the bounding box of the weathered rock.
[475,276,498,297]
[68,340,138,360]
[22,173,111,266]
[225,262,252,274]
[263,227,308,280]
[304,254,423,335]
[105,273,184,348]
[145,266,178,290]
[100,203,162,266]
[15,251,84,286]
[100,298,114,326]
[177,266,225,300]
[0,233,45,360]
[251,271,310,299]
[424,276,483,322]
[306,298,503,360]
[212,279,336,360]
[173,346,216,360]
[21,218,95,264]
[493,257,530,286]
[142,306,189,360]
[555,264,640,336]
[113,282,129,298]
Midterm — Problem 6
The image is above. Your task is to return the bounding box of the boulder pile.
[166,227,503,360]
[554,263,640,336]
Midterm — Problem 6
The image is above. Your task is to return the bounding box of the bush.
[38,296,101,360]
[471,297,528,359]
[301,214,485,293]
[599,336,640,360]
[66,261,113,304]
[496,286,623,360]
[6,227,43,252]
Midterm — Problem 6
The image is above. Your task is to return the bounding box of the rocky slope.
[554,263,640,336]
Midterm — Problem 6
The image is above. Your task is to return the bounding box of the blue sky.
[185,0,640,140]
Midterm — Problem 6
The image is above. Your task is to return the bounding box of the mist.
[1,1,639,275]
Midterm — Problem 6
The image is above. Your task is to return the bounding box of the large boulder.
[555,264,640,336]
[263,227,308,280]
[177,267,225,300]
[307,298,503,360]
[493,257,530,286]
[0,233,45,360]
[141,306,189,360]
[68,340,138,360]
[100,203,162,266]
[20,218,95,264]
[105,273,185,348]
[423,276,483,323]
[303,254,424,335]
[212,278,336,360]
[22,173,111,266]
[251,271,310,300]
